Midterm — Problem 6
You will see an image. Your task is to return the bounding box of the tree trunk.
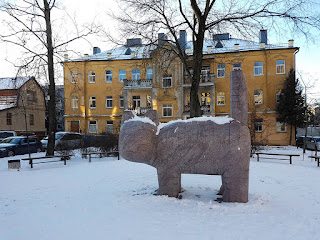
[290,124,293,145]
[44,0,56,156]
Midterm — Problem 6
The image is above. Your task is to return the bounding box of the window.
[106,120,113,133]
[254,62,263,76]
[105,70,112,82]
[217,64,225,78]
[233,63,242,70]
[88,71,95,83]
[88,120,98,133]
[201,92,210,105]
[162,104,173,117]
[119,95,124,108]
[29,114,34,125]
[89,96,96,109]
[276,60,285,74]
[146,95,152,107]
[217,92,225,106]
[276,89,283,104]
[162,76,172,88]
[106,96,113,108]
[132,96,140,109]
[146,68,153,80]
[276,118,286,132]
[71,96,79,109]
[119,70,126,82]
[27,90,36,102]
[254,119,263,132]
[254,90,263,105]
[132,69,140,80]
[6,112,12,125]
[71,71,77,83]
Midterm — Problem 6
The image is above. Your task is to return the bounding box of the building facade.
[63,30,298,145]
[0,77,46,137]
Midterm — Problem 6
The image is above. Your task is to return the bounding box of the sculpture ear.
[145,110,159,126]
[121,111,135,124]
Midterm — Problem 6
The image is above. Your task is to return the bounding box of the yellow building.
[63,31,298,145]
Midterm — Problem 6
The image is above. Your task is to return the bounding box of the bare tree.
[0,0,99,155]
[112,0,320,117]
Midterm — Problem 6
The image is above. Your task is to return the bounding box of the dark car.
[0,136,42,157]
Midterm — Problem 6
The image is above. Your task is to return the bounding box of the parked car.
[0,131,17,141]
[296,136,320,150]
[0,136,42,157]
[41,132,83,151]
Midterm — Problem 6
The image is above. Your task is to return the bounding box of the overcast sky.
[0,0,319,100]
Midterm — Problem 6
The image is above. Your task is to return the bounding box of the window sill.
[254,74,264,77]
[276,72,285,75]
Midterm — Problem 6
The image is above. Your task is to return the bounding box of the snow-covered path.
[1,146,319,240]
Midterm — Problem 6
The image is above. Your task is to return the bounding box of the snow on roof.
[0,104,15,111]
[0,77,29,90]
[68,37,294,62]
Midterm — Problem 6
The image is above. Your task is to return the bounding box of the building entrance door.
[71,121,80,133]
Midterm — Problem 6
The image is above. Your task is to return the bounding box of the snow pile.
[123,115,157,126]
[1,146,320,240]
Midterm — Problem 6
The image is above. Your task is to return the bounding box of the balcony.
[123,79,152,89]
[126,107,152,116]
[183,73,215,87]
[184,105,211,114]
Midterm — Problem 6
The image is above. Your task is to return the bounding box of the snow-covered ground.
[1,146,320,240]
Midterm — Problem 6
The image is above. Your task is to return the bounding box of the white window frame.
[162,104,173,117]
[217,64,225,78]
[254,89,263,105]
[276,60,285,74]
[105,70,112,83]
[119,70,126,82]
[88,71,96,83]
[132,69,140,80]
[162,76,172,88]
[106,96,113,108]
[201,92,210,105]
[89,96,96,109]
[88,120,98,133]
[217,93,225,106]
[254,62,263,76]
[146,68,153,80]
[70,71,77,83]
[119,95,124,108]
[254,119,263,132]
[132,96,140,109]
[71,96,79,109]
[276,119,286,132]
[106,120,114,133]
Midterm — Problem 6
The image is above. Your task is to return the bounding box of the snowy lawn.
[1,146,320,240]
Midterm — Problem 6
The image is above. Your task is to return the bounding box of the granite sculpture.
[119,70,250,203]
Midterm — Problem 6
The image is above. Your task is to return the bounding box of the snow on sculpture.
[119,70,250,203]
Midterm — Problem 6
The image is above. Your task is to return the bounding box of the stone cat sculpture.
[119,70,250,203]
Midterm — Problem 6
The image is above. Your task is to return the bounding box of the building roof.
[67,37,297,62]
[0,77,29,90]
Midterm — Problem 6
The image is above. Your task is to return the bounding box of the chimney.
[260,42,265,49]
[186,47,191,55]
[259,30,267,45]
[178,30,187,51]
[288,39,294,47]
[107,52,112,59]
[64,54,68,61]
[84,54,89,60]
[158,33,167,46]
[207,46,212,53]
[93,47,101,55]
[234,44,239,51]
[131,51,136,58]
[126,38,142,47]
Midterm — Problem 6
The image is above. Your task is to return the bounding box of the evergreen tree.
[277,68,306,145]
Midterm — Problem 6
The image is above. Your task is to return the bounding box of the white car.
[41,132,83,150]
[0,131,17,141]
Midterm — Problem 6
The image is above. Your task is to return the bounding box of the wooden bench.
[255,152,300,164]
[82,151,119,162]
[21,155,72,168]
[308,155,320,167]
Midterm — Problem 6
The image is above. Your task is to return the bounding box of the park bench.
[82,151,120,162]
[308,155,320,167]
[255,152,300,164]
[21,155,72,168]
